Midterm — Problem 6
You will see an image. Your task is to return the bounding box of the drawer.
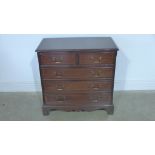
[43,80,113,92]
[41,67,114,79]
[44,93,112,106]
[79,52,115,65]
[38,52,76,65]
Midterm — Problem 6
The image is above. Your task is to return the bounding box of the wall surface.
[0,34,155,92]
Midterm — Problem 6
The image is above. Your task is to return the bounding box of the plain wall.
[0,34,155,91]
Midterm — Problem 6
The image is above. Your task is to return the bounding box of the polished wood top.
[36,37,118,52]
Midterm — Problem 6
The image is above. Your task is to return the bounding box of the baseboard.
[0,80,155,92]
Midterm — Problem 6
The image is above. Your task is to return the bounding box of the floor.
[0,91,155,121]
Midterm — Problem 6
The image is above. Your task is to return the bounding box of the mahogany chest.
[36,37,118,115]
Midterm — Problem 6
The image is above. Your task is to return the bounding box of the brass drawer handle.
[92,86,99,90]
[56,84,64,91]
[51,56,64,64]
[91,83,99,90]
[57,88,64,91]
[91,96,99,102]
[56,95,65,102]
[92,99,99,102]
[54,71,63,77]
[91,96,103,102]
[91,70,103,77]
[90,56,102,64]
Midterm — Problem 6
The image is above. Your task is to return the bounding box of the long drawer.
[41,67,114,79]
[44,93,112,106]
[42,80,113,92]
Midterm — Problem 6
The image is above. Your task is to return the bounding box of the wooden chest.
[36,37,118,115]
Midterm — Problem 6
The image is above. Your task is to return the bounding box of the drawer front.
[44,93,112,106]
[43,80,113,92]
[41,67,114,79]
[38,52,76,65]
[79,52,115,65]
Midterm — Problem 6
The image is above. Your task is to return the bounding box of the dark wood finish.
[44,93,112,106]
[79,52,115,65]
[40,67,114,79]
[42,80,113,93]
[36,37,118,51]
[36,37,118,115]
[42,104,114,114]
[39,52,76,65]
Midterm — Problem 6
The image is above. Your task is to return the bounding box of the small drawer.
[41,67,114,79]
[43,80,113,92]
[38,52,76,65]
[44,93,112,106]
[79,52,115,65]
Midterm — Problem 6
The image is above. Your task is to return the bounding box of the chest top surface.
[36,37,118,52]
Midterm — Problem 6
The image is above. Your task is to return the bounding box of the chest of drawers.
[36,37,118,115]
